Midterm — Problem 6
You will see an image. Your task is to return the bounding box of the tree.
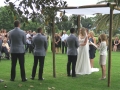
[94,0,120,35]
[0,6,14,30]
[81,17,93,29]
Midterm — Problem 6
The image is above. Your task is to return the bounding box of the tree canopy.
[0,6,14,30]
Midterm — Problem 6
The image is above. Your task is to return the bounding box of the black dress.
[58,37,61,48]
[55,36,60,47]
[89,38,96,59]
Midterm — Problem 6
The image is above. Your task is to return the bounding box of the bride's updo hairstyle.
[80,27,86,36]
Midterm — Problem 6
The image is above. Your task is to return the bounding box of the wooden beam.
[59,3,116,9]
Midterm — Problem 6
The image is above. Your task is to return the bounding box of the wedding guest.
[89,31,96,68]
[66,28,79,77]
[9,20,27,82]
[61,31,68,54]
[0,30,1,35]
[113,36,119,51]
[97,34,107,80]
[2,38,10,59]
[1,29,4,37]
[31,27,47,80]
[3,29,7,37]
[32,31,36,37]
[55,33,60,53]
[26,31,31,52]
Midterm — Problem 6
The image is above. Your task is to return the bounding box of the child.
[97,34,107,80]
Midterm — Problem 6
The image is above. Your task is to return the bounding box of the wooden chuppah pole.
[52,16,56,78]
[108,7,113,87]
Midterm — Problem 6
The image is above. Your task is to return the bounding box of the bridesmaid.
[89,31,96,68]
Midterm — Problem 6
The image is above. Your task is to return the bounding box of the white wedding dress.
[75,36,92,75]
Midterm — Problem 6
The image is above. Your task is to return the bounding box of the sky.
[0,0,101,7]
[0,0,102,17]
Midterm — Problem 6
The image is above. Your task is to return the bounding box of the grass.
[0,45,120,90]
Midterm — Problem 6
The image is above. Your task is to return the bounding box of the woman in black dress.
[113,37,119,51]
[55,33,60,53]
[89,31,96,68]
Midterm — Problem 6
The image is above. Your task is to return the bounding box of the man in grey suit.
[66,28,79,77]
[31,27,47,80]
[9,20,27,82]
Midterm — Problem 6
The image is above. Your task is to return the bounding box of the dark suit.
[31,33,47,79]
[9,27,26,80]
[66,34,79,77]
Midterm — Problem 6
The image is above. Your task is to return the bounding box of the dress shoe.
[30,77,34,80]
[72,75,76,78]
[22,78,27,82]
[38,78,44,81]
[67,75,71,77]
[10,79,14,81]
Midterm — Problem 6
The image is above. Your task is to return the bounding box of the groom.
[66,28,79,77]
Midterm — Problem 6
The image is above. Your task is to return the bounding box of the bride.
[75,27,92,75]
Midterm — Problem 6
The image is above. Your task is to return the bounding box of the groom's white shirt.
[66,34,79,55]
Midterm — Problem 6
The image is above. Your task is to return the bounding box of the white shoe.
[99,76,106,80]
[0,79,4,82]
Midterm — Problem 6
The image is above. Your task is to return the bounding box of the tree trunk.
[52,17,56,78]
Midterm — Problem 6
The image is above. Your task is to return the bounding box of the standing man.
[61,31,68,54]
[9,20,27,82]
[66,28,79,77]
[31,27,47,80]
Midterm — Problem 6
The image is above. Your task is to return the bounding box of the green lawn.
[0,46,120,90]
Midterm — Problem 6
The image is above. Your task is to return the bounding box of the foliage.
[0,6,14,30]
[97,0,120,5]
[21,20,42,31]
[81,16,94,29]
[95,0,120,34]
[4,0,67,24]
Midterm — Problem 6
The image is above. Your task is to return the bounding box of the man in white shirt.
[61,31,68,54]
[26,31,31,39]
[25,31,31,53]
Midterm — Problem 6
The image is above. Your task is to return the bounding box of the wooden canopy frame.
[51,3,120,87]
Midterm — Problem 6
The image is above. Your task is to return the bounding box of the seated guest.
[2,38,10,59]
